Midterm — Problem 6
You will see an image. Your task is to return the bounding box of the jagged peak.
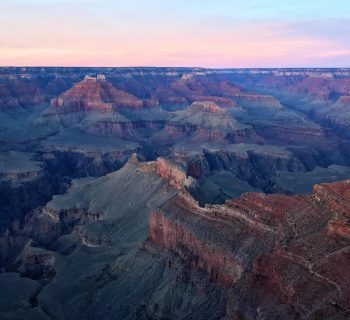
[155,158,194,189]
[135,157,194,190]
[127,153,140,165]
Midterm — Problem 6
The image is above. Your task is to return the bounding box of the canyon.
[0,67,350,319]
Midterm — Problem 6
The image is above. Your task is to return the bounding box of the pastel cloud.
[0,0,349,67]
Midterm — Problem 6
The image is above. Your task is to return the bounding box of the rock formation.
[149,179,350,319]
[157,101,258,144]
[51,74,143,112]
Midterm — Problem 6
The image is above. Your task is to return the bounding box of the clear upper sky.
[1,0,349,67]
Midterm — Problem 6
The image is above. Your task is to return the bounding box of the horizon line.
[1,65,350,70]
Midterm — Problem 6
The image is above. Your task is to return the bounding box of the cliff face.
[172,144,305,199]
[154,158,194,189]
[0,155,230,320]
[148,179,350,319]
[149,209,244,286]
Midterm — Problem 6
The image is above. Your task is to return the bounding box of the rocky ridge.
[149,178,350,319]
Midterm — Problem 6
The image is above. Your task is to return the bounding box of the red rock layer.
[149,209,244,286]
[51,76,143,112]
[148,180,350,318]
[149,191,275,287]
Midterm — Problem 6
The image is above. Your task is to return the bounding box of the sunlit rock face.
[149,179,350,319]
[51,75,144,112]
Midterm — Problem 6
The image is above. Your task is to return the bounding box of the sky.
[0,0,350,67]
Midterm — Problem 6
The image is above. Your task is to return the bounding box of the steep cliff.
[0,155,227,320]
[149,179,350,319]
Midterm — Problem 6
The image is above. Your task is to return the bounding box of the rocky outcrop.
[148,179,350,319]
[51,75,143,113]
[148,191,275,287]
[160,101,257,143]
[155,158,194,189]
[149,208,244,286]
